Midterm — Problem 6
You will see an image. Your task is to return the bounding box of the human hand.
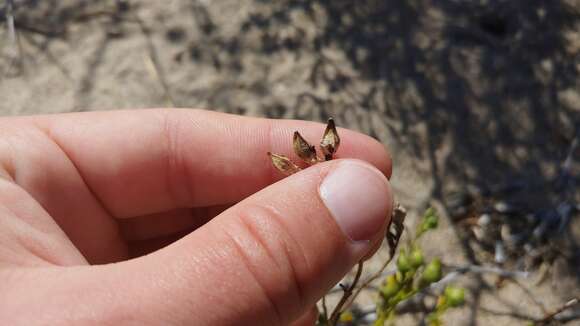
[0,109,393,325]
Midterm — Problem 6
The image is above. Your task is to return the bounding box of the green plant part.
[268,122,461,326]
[444,286,465,307]
[427,286,466,325]
[396,250,412,274]
[424,207,436,218]
[409,247,425,269]
[380,274,401,299]
[421,258,443,285]
[423,214,438,230]
[338,310,354,324]
[371,209,466,326]
[417,208,439,238]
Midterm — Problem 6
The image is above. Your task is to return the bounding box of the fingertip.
[372,139,393,179]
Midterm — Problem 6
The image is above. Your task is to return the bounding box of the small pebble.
[500,225,512,243]
[478,214,491,226]
[495,241,506,264]
[472,226,484,242]
[494,201,512,213]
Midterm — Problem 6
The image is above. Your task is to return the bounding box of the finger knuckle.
[226,204,308,323]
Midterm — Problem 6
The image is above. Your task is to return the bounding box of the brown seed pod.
[386,204,406,260]
[293,131,319,165]
[320,118,340,161]
[267,152,301,175]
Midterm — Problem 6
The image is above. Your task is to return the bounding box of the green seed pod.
[409,247,425,268]
[444,286,465,307]
[421,258,442,284]
[380,274,401,299]
[421,214,439,233]
[397,251,411,273]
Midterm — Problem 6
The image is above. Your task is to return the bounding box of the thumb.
[100,159,391,325]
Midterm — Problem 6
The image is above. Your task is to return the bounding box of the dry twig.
[536,297,579,325]
[329,261,364,325]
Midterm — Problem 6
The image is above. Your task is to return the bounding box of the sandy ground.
[1,0,579,325]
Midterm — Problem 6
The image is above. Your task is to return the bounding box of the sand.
[1,0,579,324]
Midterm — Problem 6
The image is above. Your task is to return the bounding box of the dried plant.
[268,119,419,325]
[386,204,407,262]
[268,119,468,325]
[320,118,340,161]
[268,118,341,175]
[268,119,363,324]
[293,131,319,164]
[267,152,301,175]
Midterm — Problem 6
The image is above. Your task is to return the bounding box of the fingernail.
[319,161,391,242]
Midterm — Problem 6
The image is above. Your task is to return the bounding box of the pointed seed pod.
[267,152,301,175]
[293,131,319,164]
[320,118,340,161]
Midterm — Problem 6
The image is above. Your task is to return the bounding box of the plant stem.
[344,252,397,311]
[329,261,364,325]
[536,297,579,325]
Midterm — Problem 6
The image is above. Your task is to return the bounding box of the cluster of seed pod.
[268,118,340,174]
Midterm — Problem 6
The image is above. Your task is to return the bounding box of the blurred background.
[1,0,579,324]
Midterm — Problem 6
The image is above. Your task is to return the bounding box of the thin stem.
[537,297,579,325]
[345,253,396,310]
[329,261,364,325]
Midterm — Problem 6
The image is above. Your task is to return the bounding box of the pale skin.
[0,109,393,325]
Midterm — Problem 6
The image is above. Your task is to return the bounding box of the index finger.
[41,109,392,218]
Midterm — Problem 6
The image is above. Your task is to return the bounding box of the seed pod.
[421,258,442,284]
[267,152,301,175]
[320,118,340,161]
[420,215,439,233]
[380,274,401,299]
[396,250,411,273]
[409,247,424,268]
[444,286,465,307]
[293,131,318,164]
[424,207,436,218]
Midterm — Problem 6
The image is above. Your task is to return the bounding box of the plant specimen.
[267,119,464,325]
[267,118,341,174]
